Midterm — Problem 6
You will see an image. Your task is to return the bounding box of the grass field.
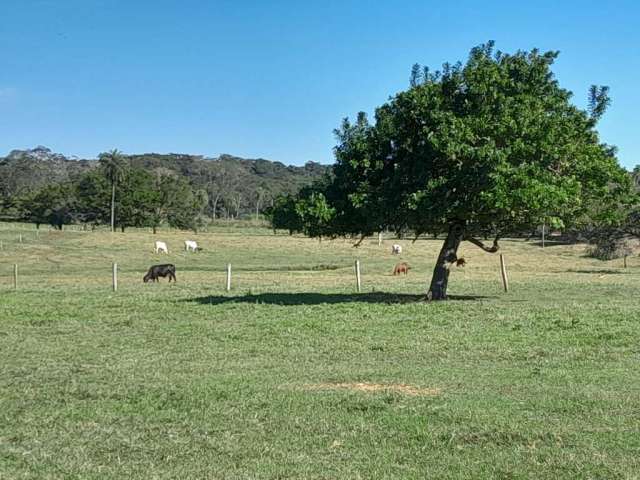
[1,223,639,479]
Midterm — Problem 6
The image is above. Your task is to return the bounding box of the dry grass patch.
[303,382,442,397]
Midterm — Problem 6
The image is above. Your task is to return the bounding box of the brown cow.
[393,262,410,275]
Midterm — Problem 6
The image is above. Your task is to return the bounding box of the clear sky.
[1,0,639,168]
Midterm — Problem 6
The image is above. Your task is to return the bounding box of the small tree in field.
[273,42,631,300]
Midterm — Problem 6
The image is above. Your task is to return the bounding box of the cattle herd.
[144,240,200,283]
[153,240,201,254]
[144,240,415,284]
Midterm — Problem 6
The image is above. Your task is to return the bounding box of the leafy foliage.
[588,85,611,121]
[266,195,303,234]
[587,234,635,260]
[98,149,128,187]
[23,182,78,229]
[74,170,113,226]
[573,161,640,257]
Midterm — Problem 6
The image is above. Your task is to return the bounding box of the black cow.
[143,264,177,283]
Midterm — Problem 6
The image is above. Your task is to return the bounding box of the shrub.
[587,235,635,260]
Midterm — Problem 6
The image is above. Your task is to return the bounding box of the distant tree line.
[15,157,207,232]
[0,147,329,231]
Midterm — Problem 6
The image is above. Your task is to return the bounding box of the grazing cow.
[455,257,466,267]
[154,241,169,254]
[184,240,199,252]
[143,264,177,283]
[393,262,411,275]
[391,244,402,255]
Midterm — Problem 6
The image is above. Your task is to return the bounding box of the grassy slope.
[1,224,639,479]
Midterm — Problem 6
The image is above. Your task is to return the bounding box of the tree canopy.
[271,42,634,299]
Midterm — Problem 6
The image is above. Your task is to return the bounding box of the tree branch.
[466,235,500,253]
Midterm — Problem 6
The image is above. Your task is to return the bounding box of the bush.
[587,235,635,260]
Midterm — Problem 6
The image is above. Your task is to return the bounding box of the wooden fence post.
[226,264,232,292]
[112,263,118,292]
[377,232,383,246]
[624,255,628,269]
[541,221,545,248]
[13,264,18,290]
[355,260,362,293]
[19,234,22,243]
[499,254,509,293]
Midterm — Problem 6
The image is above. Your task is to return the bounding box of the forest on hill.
[0,146,330,228]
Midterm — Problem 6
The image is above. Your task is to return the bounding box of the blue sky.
[1,0,639,168]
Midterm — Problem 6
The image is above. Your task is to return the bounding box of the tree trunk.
[110,183,116,233]
[427,223,464,301]
[211,196,219,220]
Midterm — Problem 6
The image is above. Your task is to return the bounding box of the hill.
[0,147,331,219]
[0,146,93,198]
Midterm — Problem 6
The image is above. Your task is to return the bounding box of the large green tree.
[98,149,128,232]
[165,178,207,233]
[23,182,78,230]
[115,168,160,232]
[75,170,111,227]
[275,42,631,300]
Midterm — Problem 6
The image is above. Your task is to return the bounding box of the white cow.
[391,244,402,255]
[184,240,199,252]
[154,241,169,254]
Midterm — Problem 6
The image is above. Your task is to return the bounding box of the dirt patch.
[303,382,441,397]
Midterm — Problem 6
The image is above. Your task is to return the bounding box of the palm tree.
[98,149,128,232]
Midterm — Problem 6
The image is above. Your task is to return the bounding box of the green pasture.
[1,223,639,479]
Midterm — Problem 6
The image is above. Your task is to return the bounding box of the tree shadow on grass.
[528,240,572,247]
[567,269,633,275]
[185,292,493,306]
